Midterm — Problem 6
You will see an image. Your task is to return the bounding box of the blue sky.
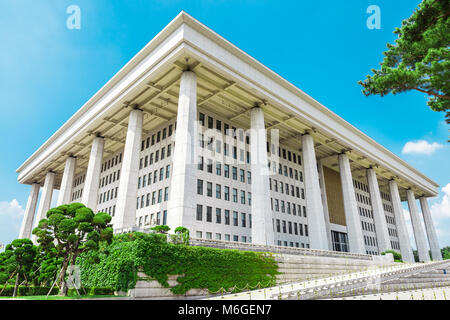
[0,0,448,251]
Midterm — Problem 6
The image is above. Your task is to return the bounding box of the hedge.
[0,286,59,296]
[77,232,279,294]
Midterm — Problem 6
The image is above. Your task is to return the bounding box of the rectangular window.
[216,184,221,199]
[241,213,246,227]
[225,210,230,225]
[232,167,237,180]
[164,187,169,201]
[216,163,221,176]
[240,169,245,182]
[196,204,203,221]
[232,188,238,203]
[166,165,170,178]
[224,164,230,178]
[233,211,238,226]
[206,206,212,222]
[197,179,203,195]
[240,190,245,204]
[224,186,230,201]
[207,182,213,197]
[216,208,221,224]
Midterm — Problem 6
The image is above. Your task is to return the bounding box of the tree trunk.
[13,270,20,298]
[59,259,70,296]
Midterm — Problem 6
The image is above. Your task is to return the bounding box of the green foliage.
[441,246,450,259]
[174,226,190,245]
[67,287,115,296]
[0,285,59,296]
[77,232,279,295]
[359,0,450,114]
[381,250,403,262]
[32,203,113,295]
[150,225,170,234]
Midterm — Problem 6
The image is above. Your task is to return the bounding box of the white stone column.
[81,136,104,211]
[115,108,143,230]
[250,107,274,245]
[366,168,391,252]
[18,183,40,239]
[406,189,430,262]
[338,153,365,254]
[167,71,198,232]
[34,172,55,228]
[317,161,333,250]
[56,156,77,206]
[420,197,442,261]
[300,134,328,250]
[389,180,414,263]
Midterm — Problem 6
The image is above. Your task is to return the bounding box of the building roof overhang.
[16,11,439,198]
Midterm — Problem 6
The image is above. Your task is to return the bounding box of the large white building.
[17,12,441,263]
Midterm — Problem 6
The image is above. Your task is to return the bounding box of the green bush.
[0,285,59,296]
[67,287,115,296]
[381,250,402,262]
[77,232,279,295]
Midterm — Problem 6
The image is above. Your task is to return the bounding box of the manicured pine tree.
[32,203,113,295]
[359,0,449,117]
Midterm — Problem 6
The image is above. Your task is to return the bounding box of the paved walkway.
[327,286,450,300]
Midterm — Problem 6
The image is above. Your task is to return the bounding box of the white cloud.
[0,199,25,249]
[402,140,444,155]
[430,183,450,220]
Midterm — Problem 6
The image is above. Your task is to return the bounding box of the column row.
[18,69,442,263]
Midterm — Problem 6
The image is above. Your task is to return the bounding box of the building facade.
[17,12,441,262]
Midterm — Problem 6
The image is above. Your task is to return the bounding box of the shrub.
[77,232,279,294]
[0,286,59,296]
[381,250,402,262]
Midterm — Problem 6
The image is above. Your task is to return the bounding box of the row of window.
[71,188,83,201]
[359,206,373,219]
[197,179,252,204]
[99,205,116,217]
[100,169,120,188]
[356,192,371,206]
[268,161,304,182]
[362,220,375,233]
[198,159,251,183]
[195,230,251,243]
[137,187,170,209]
[353,179,369,193]
[381,191,392,202]
[137,210,168,227]
[199,135,251,164]
[138,165,171,188]
[388,227,398,238]
[277,240,310,248]
[364,235,378,249]
[274,219,308,237]
[383,203,393,213]
[386,215,396,225]
[271,198,307,217]
[140,124,174,151]
[73,174,86,188]
[269,178,305,199]
[196,204,251,227]
[391,240,400,250]
[101,153,122,173]
[99,187,118,204]
[139,144,172,169]
[198,112,303,166]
